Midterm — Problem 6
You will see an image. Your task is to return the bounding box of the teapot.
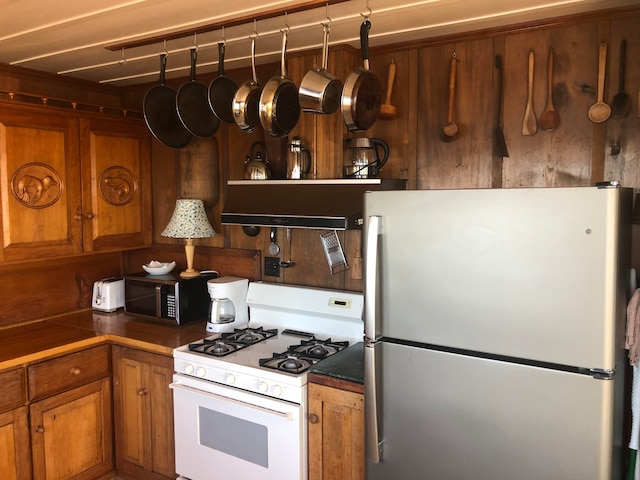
[343,138,389,178]
[244,141,270,180]
[287,136,312,179]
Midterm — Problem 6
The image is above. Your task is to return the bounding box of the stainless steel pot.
[298,23,342,115]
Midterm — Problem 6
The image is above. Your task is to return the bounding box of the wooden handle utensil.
[379,58,397,119]
[441,54,458,141]
[521,50,538,135]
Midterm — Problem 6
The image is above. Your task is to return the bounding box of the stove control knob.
[226,373,236,384]
[184,364,195,375]
[258,381,268,393]
[272,385,283,397]
[196,367,206,377]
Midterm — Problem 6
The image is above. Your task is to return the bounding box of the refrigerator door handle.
[364,342,382,463]
[365,215,381,342]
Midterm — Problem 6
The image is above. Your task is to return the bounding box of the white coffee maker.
[206,276,249,333]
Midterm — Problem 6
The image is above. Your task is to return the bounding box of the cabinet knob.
[74,213,83,221]
[70,367,81,376]
[309,413,319,424]
[85,213,94,219]
[35,425,44,433]
[137,388,148,396]
[74,213,94,220]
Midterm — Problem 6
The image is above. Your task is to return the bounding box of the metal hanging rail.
[105,0,349,52]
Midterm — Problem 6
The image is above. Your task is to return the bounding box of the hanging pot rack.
[105,0,349,52]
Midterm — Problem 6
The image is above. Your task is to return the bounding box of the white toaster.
[92,277,125,312]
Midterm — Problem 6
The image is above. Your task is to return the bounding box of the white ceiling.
[1,0,638,86]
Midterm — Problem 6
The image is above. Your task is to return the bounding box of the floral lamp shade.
[161,199,215,278]
[161,199,216,239]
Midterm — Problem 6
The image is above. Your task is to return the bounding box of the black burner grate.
[259,338,349,374]
[188,327,278,358]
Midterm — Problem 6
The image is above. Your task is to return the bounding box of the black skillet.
[143,54,193,149]
[208,42,238,124]
[176,48,220,138]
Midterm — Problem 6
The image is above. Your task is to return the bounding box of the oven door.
[170,373,306,480]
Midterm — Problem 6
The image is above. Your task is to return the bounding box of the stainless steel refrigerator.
[363,184,632,480]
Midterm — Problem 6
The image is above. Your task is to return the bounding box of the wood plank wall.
[0,6,639,319]
[146,6,640,292]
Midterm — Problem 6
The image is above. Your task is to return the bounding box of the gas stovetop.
[173,282,364,403]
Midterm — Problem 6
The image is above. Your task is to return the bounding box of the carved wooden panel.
[79,117,152,252]
[0,104,82,261]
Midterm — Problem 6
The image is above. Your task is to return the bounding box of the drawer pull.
[309,413,319,424]
[35,425,44,433]
[70,367,81,376]
[137,388,148,396]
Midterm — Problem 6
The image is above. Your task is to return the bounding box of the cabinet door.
[29,377,113,480]
[0,105,82,261]
[79,117,152,252]
[112,345,175,480]
[0,406,32,480]
[308,382,364,480]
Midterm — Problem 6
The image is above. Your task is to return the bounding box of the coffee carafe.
[206,276,249,333]
[343,137,389,178]
[287,136,311,179]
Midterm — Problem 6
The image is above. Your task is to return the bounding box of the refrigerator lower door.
[365,341,621,480]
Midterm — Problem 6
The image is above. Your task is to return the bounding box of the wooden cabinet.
[27,344,113,480]
[308,378,365,480]
[30,378,112,480]
[0,102,151,261]
[112,345,175,480]
[0,367,31,480]
[78,117,152,252]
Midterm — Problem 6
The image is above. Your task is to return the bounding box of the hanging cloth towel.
[626,288,640,365]
[626,289,640,480]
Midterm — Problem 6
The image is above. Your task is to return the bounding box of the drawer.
[28,344,110,401]
[0,367,26,413]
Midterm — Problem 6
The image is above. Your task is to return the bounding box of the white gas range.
[171,281,364,480]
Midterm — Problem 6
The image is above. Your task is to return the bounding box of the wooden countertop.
[0,309,209,370]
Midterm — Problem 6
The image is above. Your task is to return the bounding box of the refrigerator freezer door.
[363,186,631,369]
[366,341,621,480]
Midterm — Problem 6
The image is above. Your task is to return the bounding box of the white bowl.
[142,261,176,275]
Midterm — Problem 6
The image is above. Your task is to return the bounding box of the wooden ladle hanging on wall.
[441,53,458,142]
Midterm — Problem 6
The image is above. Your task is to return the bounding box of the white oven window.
[199,406,269,467]
[171,374,307,480]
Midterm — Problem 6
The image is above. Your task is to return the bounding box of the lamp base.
[179,269,201,278]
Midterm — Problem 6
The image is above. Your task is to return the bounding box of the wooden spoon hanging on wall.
[441,53,458,142]
[538,47,561,131]
[588,43,611,123]
[521,50,538,136]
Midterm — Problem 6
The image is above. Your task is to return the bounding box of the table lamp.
[161,199,216,278]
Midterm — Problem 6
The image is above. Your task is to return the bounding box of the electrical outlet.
[265,256,281,277]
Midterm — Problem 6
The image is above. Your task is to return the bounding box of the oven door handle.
[170,382,295,419]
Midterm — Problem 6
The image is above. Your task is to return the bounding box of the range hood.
[221,179,406,230]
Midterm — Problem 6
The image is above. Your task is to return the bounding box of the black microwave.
[123,272,218,325]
